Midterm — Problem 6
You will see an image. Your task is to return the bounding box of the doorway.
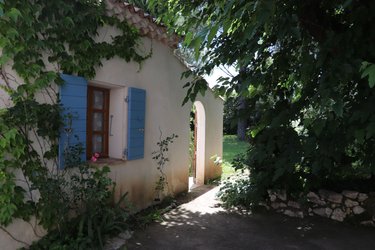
[189,101,206,189]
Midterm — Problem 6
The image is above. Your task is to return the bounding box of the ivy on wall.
[0,0,148,244]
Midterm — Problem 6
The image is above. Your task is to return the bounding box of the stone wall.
[265,189,375,227]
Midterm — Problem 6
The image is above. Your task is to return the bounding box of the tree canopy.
[150,0,375,194]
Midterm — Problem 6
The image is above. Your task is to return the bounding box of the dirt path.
[126,186,375,250]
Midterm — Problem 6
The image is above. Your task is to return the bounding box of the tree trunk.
[237,96,247,141]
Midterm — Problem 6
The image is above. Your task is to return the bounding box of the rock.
[307,192,326,206]
[276,190,287,201]
[287,201,301,209]
[271,202,280,209]
[104,231,133,250]
[313,207,332,218]
[360,220,375,227]
[284,209,294,217]
[296,211,304,218]
[258,201,270,210]
[284,209,304,218]
[307,192,320,200]
[118,231,132,240]
[345,208,352,215]
[353,206,366,215]
[363,197,375,216]
[308,208,312,213]
[344,199,359,208]
[271,202,287,210]
[269,194,277,202]
[311,199,326,206]
[319,189,343,203]
[358,193,369,202]
[279,202,287,208]
[331,208,346,222]
[342,190,359,200]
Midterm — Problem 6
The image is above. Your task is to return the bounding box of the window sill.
[90,158,126,166]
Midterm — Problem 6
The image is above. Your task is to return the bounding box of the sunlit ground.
[221,135,249,180]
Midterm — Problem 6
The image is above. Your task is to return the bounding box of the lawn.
[221,135,249,180]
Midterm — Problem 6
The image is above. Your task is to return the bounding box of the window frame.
[86,86,110,159]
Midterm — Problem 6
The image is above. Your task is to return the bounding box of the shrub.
[25,165,131,250]
[218,171,254,208]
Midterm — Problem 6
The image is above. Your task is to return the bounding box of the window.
[86,86,110,159]
[59,74,146,168]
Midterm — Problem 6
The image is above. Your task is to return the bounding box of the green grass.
[221,135,249,180]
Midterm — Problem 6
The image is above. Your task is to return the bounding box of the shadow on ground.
[126,186,375,250]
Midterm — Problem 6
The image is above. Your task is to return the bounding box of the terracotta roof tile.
[107,0,179,48]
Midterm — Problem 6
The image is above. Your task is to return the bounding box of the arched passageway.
[191,101,206,186]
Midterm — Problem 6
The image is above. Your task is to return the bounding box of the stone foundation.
[264,189,375,226]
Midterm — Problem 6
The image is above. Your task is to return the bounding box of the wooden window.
[87,86,110,159]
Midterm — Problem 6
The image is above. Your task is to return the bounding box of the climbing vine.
[152,129,178,201]
[0,0,148,246]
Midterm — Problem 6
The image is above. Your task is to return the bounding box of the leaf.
[207,24,219,46]
[0,37,9,47]
[0,54,10,66]
[354,129,365,143]
[272,167,285,182]
[63,17,74,27]
[189,36,203,60]
[7,8,22,22]
[184,31,193,46]
[199,86,206,97]
[360,61,375,88]
[332,99,343,117]
[222,19,232,34]
[250,123,265,138]
[312,119,326,136]
[365,122,375,139]
[0,3,3,17]
[6,28,19,39]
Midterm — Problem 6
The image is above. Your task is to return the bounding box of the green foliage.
[152,131,178,201]
[223,96,238,135]
[0,0,146,246]
[360,61,375,88]
[26,165,131,250]
[188,129,194,177]
[0,0,146,82]
[217,171,255,208]
[152,0,375,202]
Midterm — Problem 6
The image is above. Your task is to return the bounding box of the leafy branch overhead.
[151,0,375,196]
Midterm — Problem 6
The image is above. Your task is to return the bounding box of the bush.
[222,126,375,208]
[26,165,131,250]
[218,172,255,208]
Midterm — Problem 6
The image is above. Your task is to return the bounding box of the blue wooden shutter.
[127,87,146,160]
[59,74,87,168]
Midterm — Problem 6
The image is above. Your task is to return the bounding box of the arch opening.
[190,101,206,188]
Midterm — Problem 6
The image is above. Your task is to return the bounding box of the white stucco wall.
[0,26,223,249]
[196,91,224,182]
[90,26,223,209]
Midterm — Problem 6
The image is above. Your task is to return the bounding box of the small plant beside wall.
[152,130,178,202]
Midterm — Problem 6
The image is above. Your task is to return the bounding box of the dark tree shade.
[150,0,375,194]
